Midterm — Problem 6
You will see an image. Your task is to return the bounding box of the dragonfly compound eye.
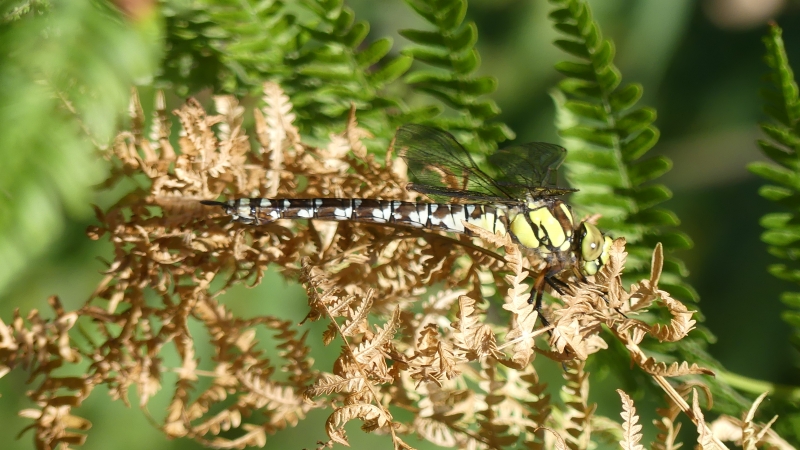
[579,222,611,276]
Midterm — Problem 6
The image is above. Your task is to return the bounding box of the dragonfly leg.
[250,201,260,226]
[608,297,628,319]
[527,271,550,327]
[545,276,569,296]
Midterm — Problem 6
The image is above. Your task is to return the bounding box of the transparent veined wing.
[395,124,508,201]
[395,124,574,202]
[487,142,575,198]
[403,183,513,203]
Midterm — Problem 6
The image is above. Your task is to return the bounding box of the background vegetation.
[0,0,798,449]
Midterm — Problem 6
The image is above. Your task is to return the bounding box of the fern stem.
[599,84,633,194]
[717,370,800,402]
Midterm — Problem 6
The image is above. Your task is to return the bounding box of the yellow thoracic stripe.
[510,213,540,248]
[529,206,567,249]
[559,202,573,228]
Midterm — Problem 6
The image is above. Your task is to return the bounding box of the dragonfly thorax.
[508,198,574,252]
[504,198,611,278]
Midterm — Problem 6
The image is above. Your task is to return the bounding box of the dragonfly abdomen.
[205,198,511,236]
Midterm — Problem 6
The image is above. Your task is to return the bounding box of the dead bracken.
[0,83,788,450]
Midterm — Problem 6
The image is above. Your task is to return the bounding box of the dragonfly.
[201,124,612,325]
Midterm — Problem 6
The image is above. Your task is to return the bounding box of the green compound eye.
[578,223,613,276]
[580,222,604,262]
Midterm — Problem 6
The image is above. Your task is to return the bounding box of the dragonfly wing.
[487,142,568,191]
[395,124,514,199]
[406,183,515,204]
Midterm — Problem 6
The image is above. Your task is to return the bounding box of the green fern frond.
[400,0,514,151]
[749,23,800,355]
[289,0,413,137]
[161,0,413,142]
[162,0,513,147]
[547,0,694,302]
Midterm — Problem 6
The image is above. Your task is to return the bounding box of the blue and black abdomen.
[202,197,510,236]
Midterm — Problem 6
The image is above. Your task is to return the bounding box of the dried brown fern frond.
[2,297,87,450]
[617,390,644,450]
[475,365,519,449]
[652,384,687,450]
[2,84,334,449]
[452,293,501,362]
[4,82,792,450]
[710,392,792,450]
[405,382,486,448]
[407,323,462,386]
[522,369,552,450]
[558,361,594,450]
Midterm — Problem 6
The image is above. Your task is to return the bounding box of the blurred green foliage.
[1,0,799,449]
[747,22,800,441]
[749,24,800,354]
[0,0,160,300]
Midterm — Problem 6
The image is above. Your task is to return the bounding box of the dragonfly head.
[577,222,612,277]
